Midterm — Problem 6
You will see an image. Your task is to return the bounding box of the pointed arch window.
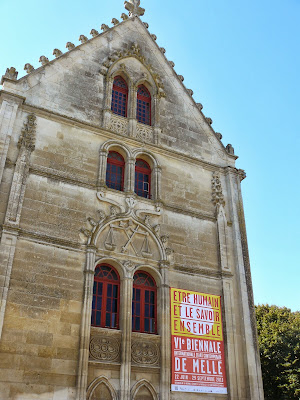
[132,271,157,334]
[135,159,151,199]
[91,264,120,329]
[136,85,151,126]
[111,76,128,117]
[106,151,125,191]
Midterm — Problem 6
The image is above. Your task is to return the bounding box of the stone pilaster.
[76,246,96,400]
[0,92,24,185]
[159,261,171,400]
[225,167,264,400]
[97,149,108,188]
[120,276,133,400]
[126,157,135,193]
[153,165,162,201]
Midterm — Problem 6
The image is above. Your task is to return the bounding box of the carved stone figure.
[53,49,63,58]
[66,42,75,51]
[24,64,34,74]
[90,29,99,37]
[39,56,49,66]
[79,35,88,44]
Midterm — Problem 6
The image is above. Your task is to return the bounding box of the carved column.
[159,261,171,400]
[0,113,36,340]
[128,84,137,137]
[225,167,264,400]
[153,165,162,201]
[97,149,108,188]
[126,157,135,193]
[120,275,133,400]
[76,245,96,400]
[0,92,24,185]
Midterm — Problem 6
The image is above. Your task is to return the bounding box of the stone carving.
[39,56,49,66]
[79,35,88,44]
[124,0,145,17]
[89,336,120,362]
[187,89,194,96]
[108,114,128,135]
[159,47,166,54]
[206,117,213,125]
[53,49,63,58]
[226,144,235,155]
[101,24,110,32]
[24,64,34,74]
[196,103,203,110]
[111,18,119,25]
[90,29,99,37]
[178,75,184,82]
[169,61,175,68]
[66,42,75,51]
[212,172,225,207]
[238,169,246,181]
[134,124,154,143]
[215,132,222,140]
[151,34,157,41]
[3,67,18,80]
[121,13,129,20]
[18,114,36,152]
[131,340,160,365]
[143,22,149,28]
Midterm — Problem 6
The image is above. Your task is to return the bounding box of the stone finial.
[18,114,36,152]
[112,18,120,25]
[169,61,175,68]
[178,75,184,82]
[159,47,166,54]
[4,67,18,80]
[90,29,99,37]
[124,0,145,17]
[79,35,88,44]
[39,56,49,66]
[66,42,75,51]
[24,64,34,74]
[151,34,157,41]
[121,13,129,20]
[212,172,225,207]
[215,132,223,140]
[53,49,63,58]
[143,22,149,28]
[226,144,235,155]
[196,103,203,110]
[206,117,213,125]
[101,24,110,32]
[187,89,194,96]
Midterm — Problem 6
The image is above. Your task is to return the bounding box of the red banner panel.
[170,288,227,394]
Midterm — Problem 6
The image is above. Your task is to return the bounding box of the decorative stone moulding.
[24,64,34,74]
[3,67,18,80]
[66,42,75,51]
[90,29,99,37]
[18,114,37,152]
[215,132,223,140]
[131,340,160,366]
[143,22,149,28]
[79,35,88,44]
[121,13,129,20]
[212,172,225,207]
[53,49,63,58]
[226,144,235,155]
[101,24,110,32]
[169,61,175,68]
[108,114,128,136]
[111,18,120,25]
[124,0,145,17]
[196,102,203,110]
[206,117,213,125]
[39,56,49,66]
[151,34,157,41]
[187,89,194,96]
[178,75,184,82]
[89,335,121,362]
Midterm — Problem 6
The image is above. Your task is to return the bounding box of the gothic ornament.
[124,0,145,17]
[39,56,49,66]
[3,67,18,80]
[24,64,34,74]
[212,172,225,207]
[131,340,160,365]
[53,49,63,58]
[18,114,37,152]
[90,29,99,37]
[111,18,120,25]
[79,35,88,44]
[101,24,110,32]
[226,144,235,155]
[66,42,75,51]
[89,336,120,362]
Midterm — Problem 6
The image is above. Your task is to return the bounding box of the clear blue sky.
[1,0,299,311]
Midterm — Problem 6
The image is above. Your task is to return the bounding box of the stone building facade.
[0,1,264,399]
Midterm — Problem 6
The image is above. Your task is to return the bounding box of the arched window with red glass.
[132,271,157,334]
[136,85,151,126]
[91,264,120,329]
[111,76,128,117]
[135,159,151,199]
[106,151,125,191]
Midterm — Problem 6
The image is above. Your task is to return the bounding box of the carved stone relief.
[134,123,154,143]
[212,171,225,207]
[131,340,160,366]
[108,114,128,135]
[89,336,120,362]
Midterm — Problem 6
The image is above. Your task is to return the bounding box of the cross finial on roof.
[124,0,145,17]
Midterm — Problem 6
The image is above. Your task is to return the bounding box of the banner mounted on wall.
[170,288,227,394]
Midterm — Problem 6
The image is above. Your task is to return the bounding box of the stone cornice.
[0,90,26,104]
[173,264,233,279]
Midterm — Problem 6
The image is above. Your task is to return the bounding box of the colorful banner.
[170,288,227,394]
